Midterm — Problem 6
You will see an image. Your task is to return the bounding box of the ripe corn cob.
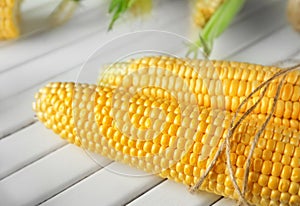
[34,57,300,206]
[0,0,21,39]
[100,57,300,130]
[192,0,225,28]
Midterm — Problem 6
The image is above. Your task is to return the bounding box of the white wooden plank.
[41,162,162,206]
[233,0,278,24]
[0,89,36,138]
[0,145,111,206]
[0,122,66,179]
[127,180,220,206]
[0,67,78,139]
[211,0,286,59]
[291,50,300,59]
[21,0,56,12]
[294,51,300,58]
[230,26,300,65]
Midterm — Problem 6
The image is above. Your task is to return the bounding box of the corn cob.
[99,57,300,130]
[287,0,300,32]
[34,57,300,206]
[192,0,225,28]
[0,0,21,39]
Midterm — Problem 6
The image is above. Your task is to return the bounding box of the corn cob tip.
[33,82,77,143]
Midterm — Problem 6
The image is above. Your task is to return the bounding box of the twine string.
[241,74,287,197]
[189,83,270,194]
[190,64,300,205]
[225,83,271,206]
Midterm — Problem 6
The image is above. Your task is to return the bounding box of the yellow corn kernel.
[261,186,272,199]
[290,195,300,205]
[289,182,299,195]
[262,150,272,161]
[262,160,272,175]
[281,165,292,179]
[279,179,291,193]
[271,190,281,201]
[291,168,300,182]
[285,143,295,156]
[280,192,291,204]
[236,155,245,168]
[272,162,283,177]
[258,174,269,187]
[291,157,300,168]
[252,183,262,196]
[268,176,279,190]
[282,155,292,165]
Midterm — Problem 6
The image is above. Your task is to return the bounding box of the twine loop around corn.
[189,64,300,206]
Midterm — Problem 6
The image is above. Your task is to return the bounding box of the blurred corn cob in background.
[287,0,300,32]
[0,0,21,39]
[0,0,80,40]
[108,0,152,30]
[33,56,300,205]
[50,0,79,26]
[192,0,225,28]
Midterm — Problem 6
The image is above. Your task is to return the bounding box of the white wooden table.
[1,0,300,205]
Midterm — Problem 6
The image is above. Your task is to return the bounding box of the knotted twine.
[189,64,300,206]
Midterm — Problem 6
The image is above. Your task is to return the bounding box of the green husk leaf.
[108,0,130,30]
[109,0,120,13]
[202,0,245,43]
